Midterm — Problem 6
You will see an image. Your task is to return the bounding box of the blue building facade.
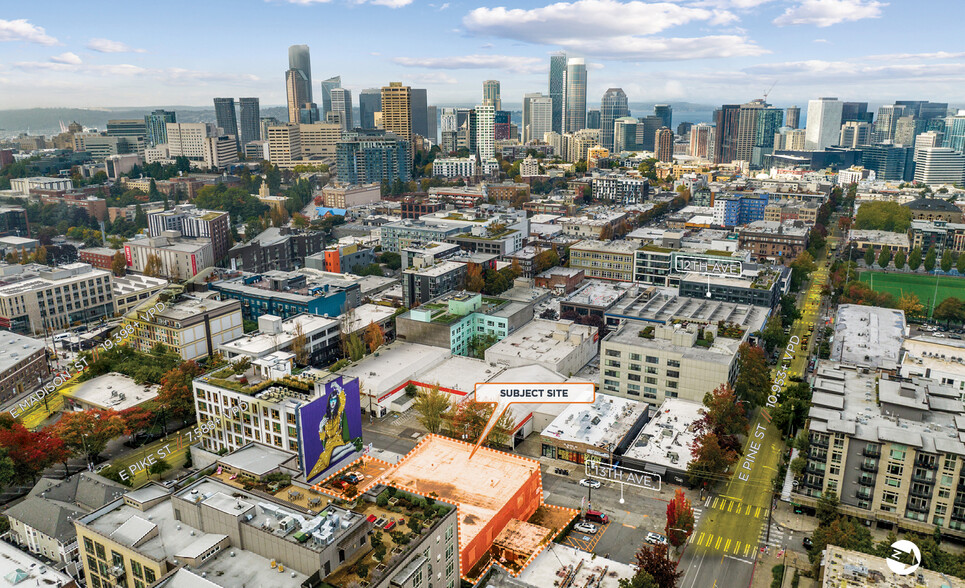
[211,277,349,321]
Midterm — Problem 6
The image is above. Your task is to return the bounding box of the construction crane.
[762,81,777,103]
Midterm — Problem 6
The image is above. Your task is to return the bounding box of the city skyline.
[2,1,964,109]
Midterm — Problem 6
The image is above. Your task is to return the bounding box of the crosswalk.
[706,496,770,520]
[758,522,786,552]
[689,531,757,560]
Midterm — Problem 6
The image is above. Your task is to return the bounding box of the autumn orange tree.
[0,414,69,483]
[157,360,203,425]
[119,405,156,436]
[365,321,385,353]
[630,543,682,588]
[52,409,126,466]
[665,488,695,549]
[466,263,484,292]
[687,432,738,490]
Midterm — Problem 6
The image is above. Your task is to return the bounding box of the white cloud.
[462,0,767,61]
[392,54,546,73]
[742,58,965,83]
[368,0,414,7]
[465,0,734,40]
[439,2,450,9]
[50,52,82,65]
[773,0,886,27]
[86,38,146,53]
[0,19,58,45]
[862,51,965,61]
[408,72,460,85]
[813,38,831,43]
[691,0,775,7]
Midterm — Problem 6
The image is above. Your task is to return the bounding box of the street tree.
[877,247,891,268]
[148,459,172,480]
[934,297,964,326]
[630,543,682,588]
[893,249,906,270]
[143,254,163,277]
[0,417,69,483]
[897,293,925,320]
[924,246,937,272]
[863,247,875,266]
[687,432,738,489]
[941,249,955,273]
[51,409,126,466]
[157,361,203,421]
[760,315,788,354]
[908,246,922,270]
[111,251,127,277]
[734,343,769,407]
[413,385,451,434]
[365,321,385,354]
[665,488,695,548]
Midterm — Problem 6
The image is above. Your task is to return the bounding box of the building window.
[646,356,659,364]
[144,568,156,584]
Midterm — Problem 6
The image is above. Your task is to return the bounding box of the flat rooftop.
[606,286,767,332]
[0,539,74,586]
[414,356,504,395]
[624,398,703,472]
[156,296,238,321]
[562,280,631,308]
[0,330,45,373]
[402,260,465,277]
[384,436,539,554]
[217,443,297,477]
[340,303,398,333]
[809,363,965,455]
[65,372,159,411]
[515,543,636,588]
[485,319,595,365]
[848,229,910,247]
[570,239,641,253]
[900,335,965,377]
[113,274,168,295]
[831,304,905,369]
[822,544,962,588]
[542,394,647,449]
[217,313,338,357]
[607,322,740,365]
[338,341,451,396]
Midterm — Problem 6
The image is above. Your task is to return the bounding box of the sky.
[1,0,963,110]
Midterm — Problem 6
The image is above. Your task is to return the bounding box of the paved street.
[680,237,834,588]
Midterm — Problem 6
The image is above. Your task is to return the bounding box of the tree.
[51,409,126,465]
[291,322,309,365]
[413,385,450,434]
[534,248,560,273]
[789,455,807,475]
[446,399,492,442]
[698,383,749,441]
[404,383,418,397]
[134,204,148,229]
[924,245,937,272]
[816,490,840,525]
[853,201,912,232]
[688,432,737,488]
[466,264,485,293]
[780,295,801,328]
[941,249,955,273]
[364,321,384,354]
[0,418,69,483]
[893,249,906,270]
[959,252,965,275]
[618,571,659,588]
[143,254,163,277]
[630,543,682,588]
[863,246,875,266]
[119,406,155,435]
[292,213,310,229]
[33,245,48,265]
[0,448,17,490]
[877,246,891,268]
[897,293,925,320]
[157,361,203,421]
[484,409,516,449]
[760,315,788,354]
[510,257,523,278]
[908,246,922,270]
[344,332,366,361]
[111,251,127,277]
[790,251,817,290]
[734,343,769,407]
[808,516,874,571]
[148,458,172,480]
[665,488,695,549]
[933,297,964,326]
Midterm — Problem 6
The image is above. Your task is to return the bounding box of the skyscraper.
[655,127,674,162]
[600,88,629,151]
[522,93,553,143]
[427,106,438,143]
[735,100,765,163]
[286,45,313,123]
[410,88,429,139]
[785,106,800,129]
[689,124,714,158]
[586,110,601,130]
[654,104,672,130]
[358,89,381,129]
[753,104,783,167]
[839,121,872,148]
[475,103,495,160]
[564,58,587,133]
[320,76,341,119]
[549,52,566,134]
[713,105,740,163]
[494,111,510,141]
[483,80,501,110]
[329,88,353,131]
[873,104,905,144]
[613,117,638,152]
[805,97,844,150]
[238,98,260,147]
[144,109,176,147]
[637,116,663,152]
[213,98,239,150]
[381,82,412,144]
[942,111,965,153]
[841,102,873,123]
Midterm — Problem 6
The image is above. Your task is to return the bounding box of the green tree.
[790,251,817,290]
[780,295,801,328]
[816,490,840,525]
[877,246,891,268]
[941,249,955,273]
[908,246,922,270]
[958,252,965,275]
[618,571,659,588]
[924,246,938,272]
[789,455,807,476]
[853,201,912,232]
[863,246,875,266]
[760,315,788,354]
[413,385,450,434]
[148,458,172,480]
[134,204,147,229]
[934,297,964,326]
[893,249,906,270]
[734,343,770,407]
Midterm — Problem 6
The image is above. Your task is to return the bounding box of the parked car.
[574,522,598,534]
[342,471,364,484]
[646,532,668,545]
[579,478,602,489]
[585,510,609,524]
[803,537,813,549]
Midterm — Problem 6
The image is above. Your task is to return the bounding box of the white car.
[646,532,668,545]
[574,522,598,534]
[579,478,602,489]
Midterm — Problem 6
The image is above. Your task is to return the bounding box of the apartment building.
[148,204,231,262]
[568,240,639,281]
[123,236,214,280]
[0,263,114,335]
[0,329,48,403]
[591,174,649,204]
[321,183,381,209]
[908,219,965,255]
[121,296,243,361]
[111,274,168,316]
[797,363,965,540]
[737,220,810,264]
[558,212,627,239]
[849,229,911,256]
[401,261,468,308]
[432,157,476,178]
[217,313,341,366]
[599,322,740,404]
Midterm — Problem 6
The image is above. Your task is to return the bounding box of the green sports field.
[858,271,965,311]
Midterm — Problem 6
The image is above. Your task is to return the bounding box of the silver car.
[574,522,598,534]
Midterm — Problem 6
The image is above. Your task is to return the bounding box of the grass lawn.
[857,271,965,311]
